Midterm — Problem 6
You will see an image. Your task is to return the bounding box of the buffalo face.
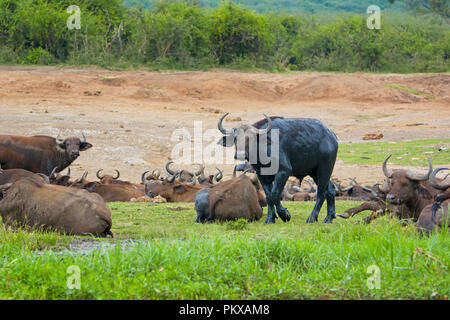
[383,155,432,205]
[56,133,93,161]
[217,113,272,161]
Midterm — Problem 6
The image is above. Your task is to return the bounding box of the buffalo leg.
[323,181,336,223]
[259,175,277,224]
[272,171,291,222]
[307,164,335,223]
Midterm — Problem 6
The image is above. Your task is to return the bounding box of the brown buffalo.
[0,178,112,237]
[197,165,224,186]
[0,134,92,175]
[49,167,72,186]
[145,170,205,202]
[283,180,316,201]
[0,166,50,185]
[165,161,201,184]
[417,168,450,234]
[70,170,146,202]
[195,172,266,223]
[97,169,145,192]
[382,155,440,221]
[83,182,146,202]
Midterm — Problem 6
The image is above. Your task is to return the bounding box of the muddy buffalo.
[218,114,338,224]
[0,178,112,237]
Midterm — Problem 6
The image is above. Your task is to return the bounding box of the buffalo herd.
[0,115,448,237]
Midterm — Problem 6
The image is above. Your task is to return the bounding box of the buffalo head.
[217,113,272,161]
[56,133,92,161]
[382,154,432,205]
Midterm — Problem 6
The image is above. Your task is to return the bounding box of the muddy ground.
[0,66,449,185]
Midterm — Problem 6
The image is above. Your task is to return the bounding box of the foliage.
[0,0,448,71]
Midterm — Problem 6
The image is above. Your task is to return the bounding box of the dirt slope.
[0,66,448,185]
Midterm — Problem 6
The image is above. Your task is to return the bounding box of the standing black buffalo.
[218,114,338,224]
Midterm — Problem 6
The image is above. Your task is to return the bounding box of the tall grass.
[0,201,448,299]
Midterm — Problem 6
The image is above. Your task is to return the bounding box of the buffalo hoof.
[322,215,335,223]
[277,209,291,223]
[306,215,318,223]
[265,215,276,224]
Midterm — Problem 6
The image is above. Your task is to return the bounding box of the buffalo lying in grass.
[0,178,112,237]
[195,172,267,223]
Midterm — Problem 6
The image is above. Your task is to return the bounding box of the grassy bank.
[338,139,450,166]
[0,201,448,299]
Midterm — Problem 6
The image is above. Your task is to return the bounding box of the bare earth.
[0,66,449,186]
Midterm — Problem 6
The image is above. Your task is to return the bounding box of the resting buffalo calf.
[0,179,112,237]
[195,173,267,223]
[0,134,92,175]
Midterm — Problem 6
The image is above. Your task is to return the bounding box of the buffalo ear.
[79,142,93,151]
[217,136,235,147]
[84,182,98,192]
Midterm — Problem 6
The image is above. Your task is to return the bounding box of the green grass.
[0,201,448,300]
[384,84,435,100]
[338,139,450,166]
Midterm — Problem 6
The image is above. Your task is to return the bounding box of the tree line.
[0,0,448,72]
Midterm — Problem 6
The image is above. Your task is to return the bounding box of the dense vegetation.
[0,0,448,72]
[124,0,406,13]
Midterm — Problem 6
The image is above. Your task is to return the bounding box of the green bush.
[20,47,55,65]
[0,0,448,72]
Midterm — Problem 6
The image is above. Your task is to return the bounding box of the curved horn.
[37,173,50,184]
[81,132,87,143]
[167,170,180,183]
[55,134,64,145]
[165,161,176,176]
[430,168,450,190]
[251,114,272,135]
[50,167,58,180]
[304,180,314,192]
[113,169,120,180]
[212,168,224,185]
[351,177,372,192]
[233,165,237,178]
[284,186,295,201]
[66,167,71,176]
[370,183,381,197]
[190,172,197,186]
[76,170,89,183]
[96,169,104,180]
[141,171,150,184]
[338,184,353,193]
[218,113,234,135]
[193,163,204,177]
[382,154,394,179]
[405,157,432,181]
